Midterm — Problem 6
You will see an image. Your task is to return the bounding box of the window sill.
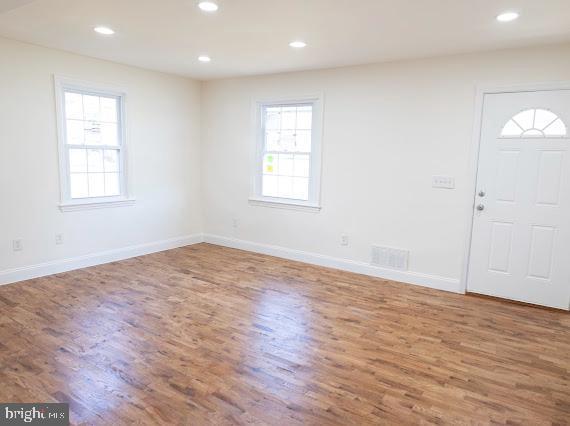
[248,198,321,213]
[59,198,136,212]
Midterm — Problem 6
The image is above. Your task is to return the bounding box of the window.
[55,77,133,211]
[501,108,567,138]
[251,96,323,211]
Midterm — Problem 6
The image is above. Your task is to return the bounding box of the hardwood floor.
[0,243,568,425]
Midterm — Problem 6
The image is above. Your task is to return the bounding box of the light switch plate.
[432,176,455,189]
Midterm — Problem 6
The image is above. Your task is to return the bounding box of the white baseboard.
[0,234,204,286]
[1,232,462,295]
[203,234,462,294]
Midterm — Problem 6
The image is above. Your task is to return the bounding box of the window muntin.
[501,108,567,138]
[56,79,128,205]
[261,104,313,201]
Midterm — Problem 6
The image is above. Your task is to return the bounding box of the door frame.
[460,81,570,309]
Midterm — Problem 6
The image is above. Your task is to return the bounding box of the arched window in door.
[501,108,567,137]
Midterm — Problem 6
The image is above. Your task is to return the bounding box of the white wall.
[0,37,202,275]
[201,43,570,290]
[2,37,570,292]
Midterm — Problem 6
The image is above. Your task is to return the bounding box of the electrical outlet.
[55,234,64,245]
[341,234,349,246]
[432,176,455,189]
[12,239,23,252]
[232,218,239,228]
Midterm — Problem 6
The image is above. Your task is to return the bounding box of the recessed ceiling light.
[198,55,211,63]
[496,11,519,22]
[289,41,307,48]
[198,1,218,12]
[94,26,115,35]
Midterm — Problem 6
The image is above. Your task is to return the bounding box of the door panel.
[527,225,555,280]
[535,151,563,205]
[468,89,570,310]
[487,221,514,273]
[495,151,519,202]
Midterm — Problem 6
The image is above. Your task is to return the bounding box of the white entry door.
[468,89,570,310]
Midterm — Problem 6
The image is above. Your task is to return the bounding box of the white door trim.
[460,81,570,310]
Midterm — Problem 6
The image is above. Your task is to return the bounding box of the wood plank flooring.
[0,243,568,425]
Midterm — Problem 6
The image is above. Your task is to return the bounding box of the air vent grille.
[371,245,409,271]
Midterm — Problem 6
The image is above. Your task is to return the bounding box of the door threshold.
[465,292,568,312]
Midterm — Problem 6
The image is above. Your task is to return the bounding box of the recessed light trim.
[94,26,115,35]
[289,41,307,48]
[198,55,211,63]
[198,1,219,12]
[496,11,519,22]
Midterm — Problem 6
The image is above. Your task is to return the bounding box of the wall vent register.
[371,245,409,271]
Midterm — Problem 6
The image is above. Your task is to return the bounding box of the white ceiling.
[1,0,569,80]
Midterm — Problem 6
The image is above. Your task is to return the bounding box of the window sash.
[62,91,125,200]
[262,104,311,201]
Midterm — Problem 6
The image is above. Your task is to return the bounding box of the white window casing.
[250,94,324,212]
[54,76,134,212]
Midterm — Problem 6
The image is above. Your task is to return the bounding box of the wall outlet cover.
[12,240,23,252]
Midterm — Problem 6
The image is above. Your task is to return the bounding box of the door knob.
[478,190,486,197]
[476,204,485,211]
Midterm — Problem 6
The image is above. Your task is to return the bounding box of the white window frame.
[54,76,134,212]
[249,95,324,212]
